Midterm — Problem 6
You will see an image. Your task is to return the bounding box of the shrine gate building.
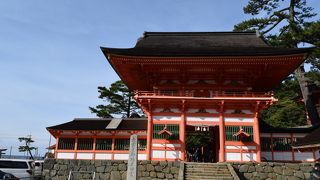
[47,32,320,162]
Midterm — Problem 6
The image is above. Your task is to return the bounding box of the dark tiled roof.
[259,120,315,133]
[101,32,313,57]
[46,118,147,131]
[293,123,320,148]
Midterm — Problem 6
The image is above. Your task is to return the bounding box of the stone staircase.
[182,162,239,180]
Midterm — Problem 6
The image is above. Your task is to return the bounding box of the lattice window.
[95,138,112,150]
[273,137,292,151]
[225,126,240,141]
[260,137,272,151]
[153,124,179,140]
[242,126,254,142]
[225,126,253,142]
[77,138,93,150]
[115,139,130,150]
[58,138,75,150]
[138,139,147,151]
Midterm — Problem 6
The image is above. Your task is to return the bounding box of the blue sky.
[0,0,319,156]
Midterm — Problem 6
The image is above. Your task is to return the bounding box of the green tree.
[260,76,307,127]
[18,136,36,160]
[235,0,320,125]
[90,80,144,118]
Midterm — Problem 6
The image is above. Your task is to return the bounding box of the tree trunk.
[28,149,34,160]
[290,0,319,125]
[127,93,131,118]
[294,67,319,124]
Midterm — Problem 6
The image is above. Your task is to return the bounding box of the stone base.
[43,159,180,180]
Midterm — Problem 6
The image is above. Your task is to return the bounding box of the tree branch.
[262,18,285,35]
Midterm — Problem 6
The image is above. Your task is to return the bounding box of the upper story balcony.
[134,90,277,102]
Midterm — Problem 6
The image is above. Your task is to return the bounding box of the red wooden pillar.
[219,111,225,162]
[253,110,261,162]
[54,137,59,159]
[111,134,115,160]
[74,136,78,159]
[92,136,96,160]
[146,111,153,160]
[180,109,186,160]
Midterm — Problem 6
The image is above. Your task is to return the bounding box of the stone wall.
[231,162,315,180]
[43,159,180,180]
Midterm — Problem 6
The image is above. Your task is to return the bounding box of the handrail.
[134,90,273,98]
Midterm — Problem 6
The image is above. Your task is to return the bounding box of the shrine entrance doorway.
[185,125,219,163]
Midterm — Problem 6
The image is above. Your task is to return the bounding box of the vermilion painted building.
[47,32,320,162]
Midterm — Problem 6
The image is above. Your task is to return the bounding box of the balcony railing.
[134,90,273,98]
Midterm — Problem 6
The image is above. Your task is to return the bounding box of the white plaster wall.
[224,110,235,114]
[242,110,253,114]
[57,152,74,159]
[76,153,93,160]
[170,108,181,113]
[225,146,256,150]
[187,109,199,113]
[292,133,307,138]
[225,146,241,150]
[224,117,254,122]
[261,151,272,161]
[186,116,219,122]
[205,109,219,113]
[274,152,292,161]
[260,133,271,138]
[166,151,180,159]
[294,152,314,161]
[153,143,181,148]
[242,153,256,161]
[138,154,147,160]
[152,143,166,148]
[95,153,112,160]
[114,154,129,160]
[152,150,165,158]
[242,146,256,150]
[225,153,241,161]
[153,108,163,113]
[153,116,180,121]
[272,133,291,137]
[166,144,181,148]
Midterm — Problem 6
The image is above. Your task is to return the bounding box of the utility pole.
[9,146,12,158]
[0,148,7,158]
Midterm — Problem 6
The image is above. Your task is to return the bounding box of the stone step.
[185,172,230,175]
[185,175,233,179]
[185,173,232,176]
[185,169,230,172]
[185,177,234,180]
[185,163,228,166]
[185,165,228,168]
[185,167,229,171]
[185,165,228,167]
[183,163,237,180]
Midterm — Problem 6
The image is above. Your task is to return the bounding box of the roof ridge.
[73,118,147,121]
[143,31,256,37]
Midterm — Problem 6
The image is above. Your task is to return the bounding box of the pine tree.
[18,136,36,160]
[89,80,144,118]
[235,0,320,125]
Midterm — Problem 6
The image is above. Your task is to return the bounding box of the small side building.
[47,118,147,160]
